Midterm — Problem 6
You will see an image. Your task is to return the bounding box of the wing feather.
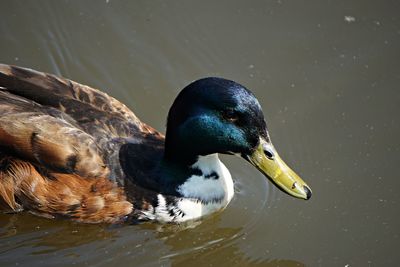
[0,92,109,177]
[0,63,164,222]
[0,64,161,138]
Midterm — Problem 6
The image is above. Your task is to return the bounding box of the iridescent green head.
[165,77,311,200]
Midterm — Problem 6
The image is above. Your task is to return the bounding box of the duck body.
[0,64,311,224]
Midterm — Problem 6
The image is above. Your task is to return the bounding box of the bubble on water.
[344,16,356,23]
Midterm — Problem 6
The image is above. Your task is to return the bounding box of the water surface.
[0,1,399,266]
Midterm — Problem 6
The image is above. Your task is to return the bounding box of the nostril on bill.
[262,143,274,159]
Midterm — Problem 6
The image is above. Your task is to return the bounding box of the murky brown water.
[1,0,399,266]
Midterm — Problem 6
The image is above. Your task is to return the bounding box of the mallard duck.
[0,64,311,224]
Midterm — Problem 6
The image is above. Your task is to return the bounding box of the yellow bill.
[247,138,312,200]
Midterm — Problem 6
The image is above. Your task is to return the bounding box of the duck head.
[164,77,311,200]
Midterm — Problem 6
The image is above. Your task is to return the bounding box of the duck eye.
[222,109,239,123]
[262,143,275,160]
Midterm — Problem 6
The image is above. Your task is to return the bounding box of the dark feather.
[0,64,164,223]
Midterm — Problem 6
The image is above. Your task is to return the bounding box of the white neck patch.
[177,154,234,204]
[139,154,235,223]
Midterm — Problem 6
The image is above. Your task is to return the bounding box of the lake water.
[0,1,399,266]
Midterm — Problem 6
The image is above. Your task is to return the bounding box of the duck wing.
[0,64,161,139]
[0,89,109,178]
[0,64,163,222]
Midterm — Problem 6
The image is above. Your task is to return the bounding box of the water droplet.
[344,16,356,23]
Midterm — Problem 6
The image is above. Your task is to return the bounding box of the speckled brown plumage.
[0,63,163,223]
[0,155,132,223]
